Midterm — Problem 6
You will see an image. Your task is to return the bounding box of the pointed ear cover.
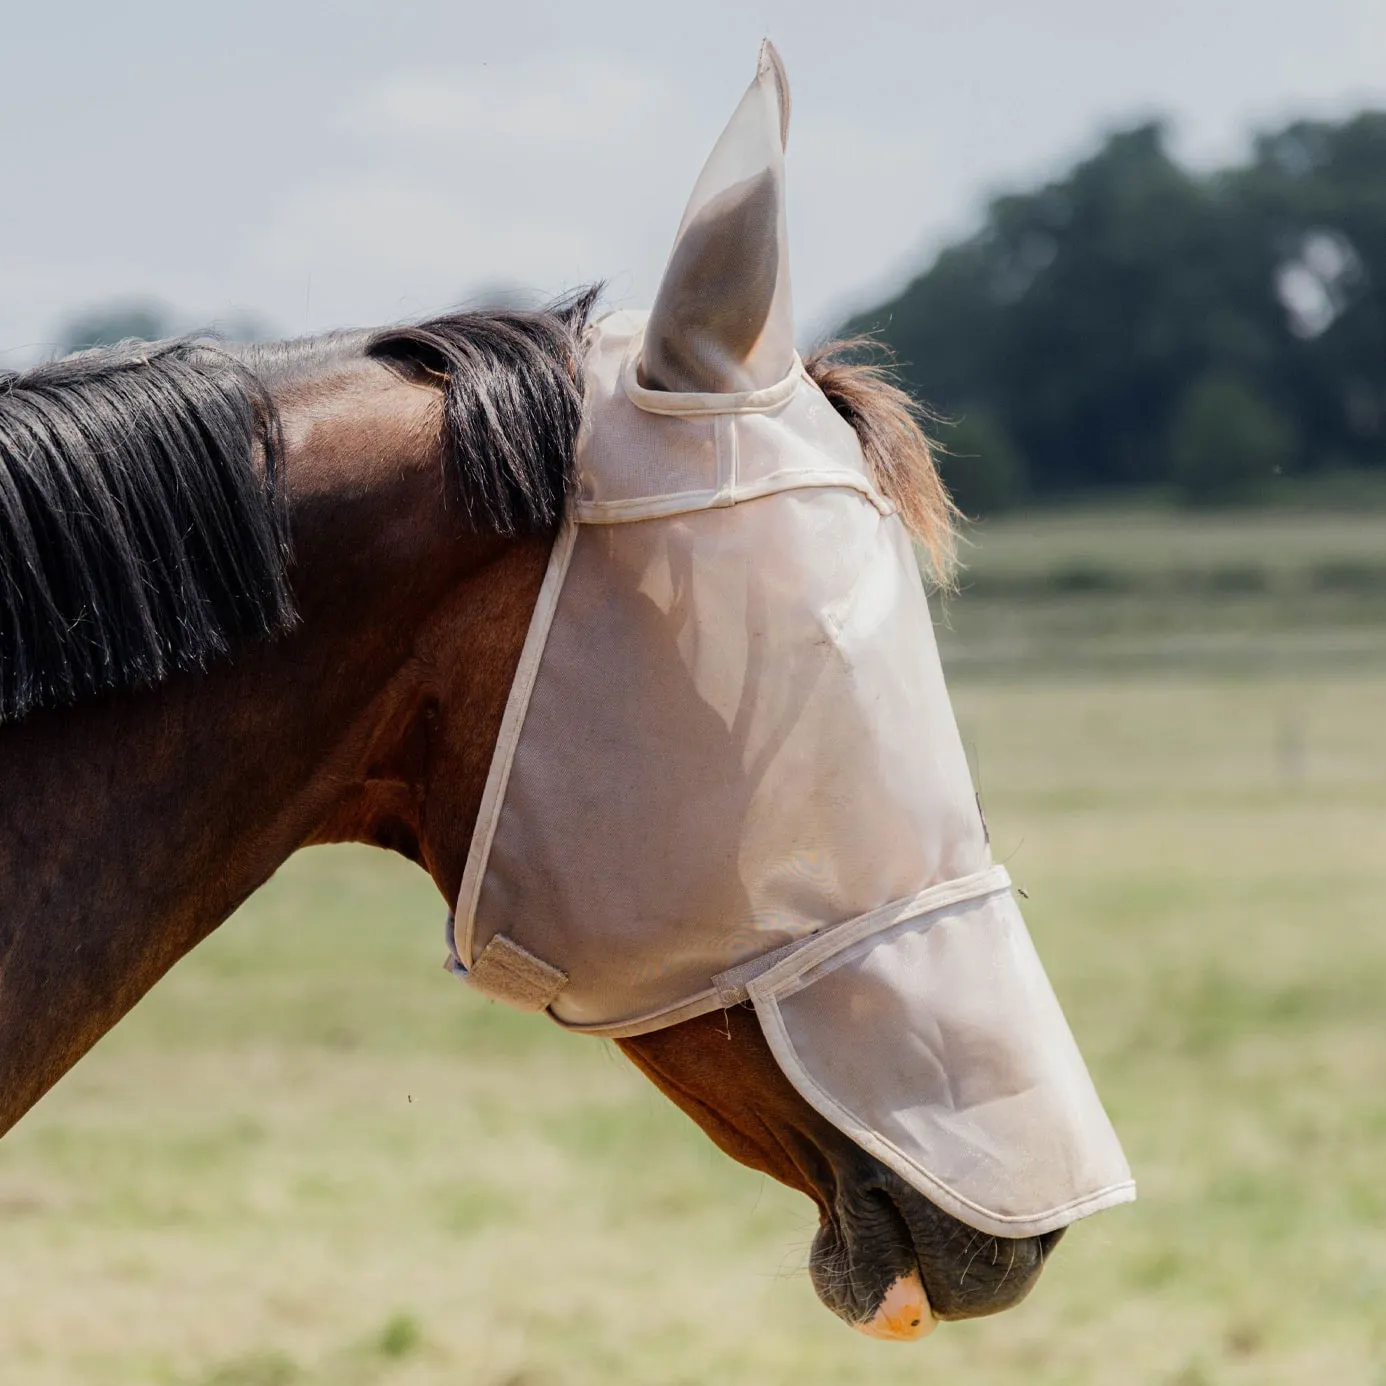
[641,41,795,395]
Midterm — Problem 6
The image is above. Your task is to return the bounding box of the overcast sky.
[4,0,1386,363]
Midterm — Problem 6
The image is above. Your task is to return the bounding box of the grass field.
[3,503,1385,1385]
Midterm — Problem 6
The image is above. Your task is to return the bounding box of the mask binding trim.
[739,864,1013,998]
[621,326,803,416]
[452,518,581,973]
[542,865,1017,1040]
[573,469,895,524]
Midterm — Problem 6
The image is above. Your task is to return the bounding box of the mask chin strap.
[444,914,569,1014]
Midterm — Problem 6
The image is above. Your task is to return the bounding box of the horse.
[0,297,1066,1335]
[0,46,1106,1345]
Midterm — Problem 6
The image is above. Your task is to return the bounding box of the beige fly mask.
[447,42,1135,1241]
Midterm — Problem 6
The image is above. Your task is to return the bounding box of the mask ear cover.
[640,40,795,395]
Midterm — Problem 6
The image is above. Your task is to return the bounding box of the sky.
[4,0,1386,363]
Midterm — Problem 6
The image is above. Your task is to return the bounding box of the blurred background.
[3,3,1385,1384]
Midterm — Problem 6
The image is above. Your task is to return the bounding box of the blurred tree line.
[848,114,1386,511]
[57,302,272,357]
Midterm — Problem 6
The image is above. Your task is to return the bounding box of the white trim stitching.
[573,470,895,524]
[620,325,804,416]
[454,520,580,970]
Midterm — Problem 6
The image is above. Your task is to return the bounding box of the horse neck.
[0,360,547,1133]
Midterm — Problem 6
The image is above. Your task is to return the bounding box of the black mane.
[0,289,597,726]
[0,339,293,724]
[366,287,598,534]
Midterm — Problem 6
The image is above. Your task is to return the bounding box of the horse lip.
[810,1189,930,1333]
[879,1191,945,1322]
[855,1270,938,1340]
[924,1220,1064,1322]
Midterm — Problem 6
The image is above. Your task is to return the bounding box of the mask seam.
[620,325,803,416]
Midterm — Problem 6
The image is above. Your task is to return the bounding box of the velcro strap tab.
[467,933,569,1012]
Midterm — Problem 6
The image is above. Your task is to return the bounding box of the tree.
[847,111,1386,501]
[1229,114,1386,470]
[1168,373,1295,506]
[58,301,173,355]
[936,408,1028,515]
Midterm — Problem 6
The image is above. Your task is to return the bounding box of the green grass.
[938,502,1386,675]
[2,507,1385,1383]
[958,498,1386,582]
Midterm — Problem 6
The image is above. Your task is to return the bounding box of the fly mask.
[446,42,1135,1241]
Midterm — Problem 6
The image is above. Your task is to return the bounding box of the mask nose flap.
[728,872,1136,1239]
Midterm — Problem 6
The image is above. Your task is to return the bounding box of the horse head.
[395,42,1131,1340]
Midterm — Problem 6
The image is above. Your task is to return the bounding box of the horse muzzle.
[811,1167,1064,1340]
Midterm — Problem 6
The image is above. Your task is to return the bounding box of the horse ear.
[640,41,795,394]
